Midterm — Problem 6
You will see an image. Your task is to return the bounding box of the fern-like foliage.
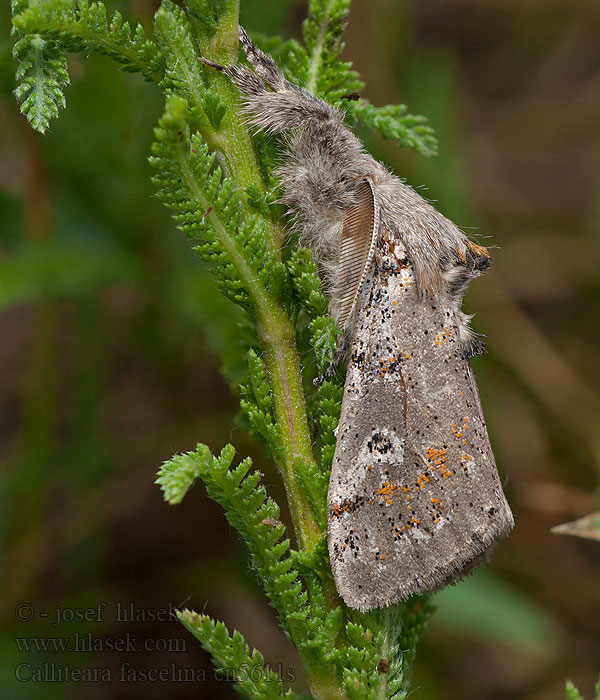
[287,248,340,520]
[565,678,600,700]
[12,33,69,133]
[154,0,226,130]
[296,0,360,100]
[178,611,295,698]
[238,348,283,459]
[157,443,298,622]
[287,248,337,376]
[276,0,437,155]
[11,0,437,697]
[345,100,438,157]
[149,94,285,315]
[155,446,209,505]
[13,0,163,77]
[11,0,164,130]
[184,0,230,40]
[156,443,323,655]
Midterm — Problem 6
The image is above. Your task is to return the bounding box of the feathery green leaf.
[239,348,283,458]
[345,100,438,157]
[12,0,164,82]
[12,33,69,133]
[178,611,295,698]
[184,0,229,40]
[154,0,228,130]
[155,445,212,504]
[302,0,356,99]
[565,678,600,700]
[149,94,283,315]
[162,443,312,637]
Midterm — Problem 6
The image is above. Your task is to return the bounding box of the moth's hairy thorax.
[277,118,376,268]
[276,116,483,352]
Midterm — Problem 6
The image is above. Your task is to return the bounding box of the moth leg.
[199,57,268,99]
[201,29,338,134]
[314,331,352,385]
[449,240,492,296]
[200,28,288,96]
[444,241,492,357]
[237,27,287,91]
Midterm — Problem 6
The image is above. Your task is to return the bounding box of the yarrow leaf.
[12,33,69,133]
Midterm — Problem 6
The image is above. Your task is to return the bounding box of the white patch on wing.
[358,427,405,466]
[411,528,431,542]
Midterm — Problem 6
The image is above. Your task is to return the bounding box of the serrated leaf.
[552,512,600,542]
[345,101,438,157]
[12,0,164,81]
[12,34,69,133]
[178,610,293,698]
[155,445,212,504]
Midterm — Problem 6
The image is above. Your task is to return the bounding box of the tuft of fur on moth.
[202,28,513,612]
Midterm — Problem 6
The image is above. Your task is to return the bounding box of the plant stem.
[195,0,283,248]
[257,310,323,552]
[306,0,337,94]
[186,2,324,553]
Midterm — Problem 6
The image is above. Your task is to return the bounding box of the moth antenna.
[334,179,378,330]
[198,56,225,72]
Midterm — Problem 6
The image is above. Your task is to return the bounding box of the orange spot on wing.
[416,474,430,489]
[426,446,452,479]
[377,481,398,505]
[452,418,469,440]
[330,500,353,519]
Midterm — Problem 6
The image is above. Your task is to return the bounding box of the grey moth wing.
[327,181,513,612]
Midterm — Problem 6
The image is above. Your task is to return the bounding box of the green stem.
[173,125,322,553]
[181,2,323,552]
[306,0,338,94]
[197,8,283,249]
[155,2,265,210]
[257,311,323,552]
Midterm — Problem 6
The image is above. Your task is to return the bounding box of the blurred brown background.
[1,0,599,698]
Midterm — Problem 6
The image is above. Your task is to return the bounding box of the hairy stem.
[306,0,339,94]
[195,4,283,248]
[257,312,323,552]
[186,5,324,552]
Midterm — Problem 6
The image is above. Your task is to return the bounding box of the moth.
[202,29,514,611]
